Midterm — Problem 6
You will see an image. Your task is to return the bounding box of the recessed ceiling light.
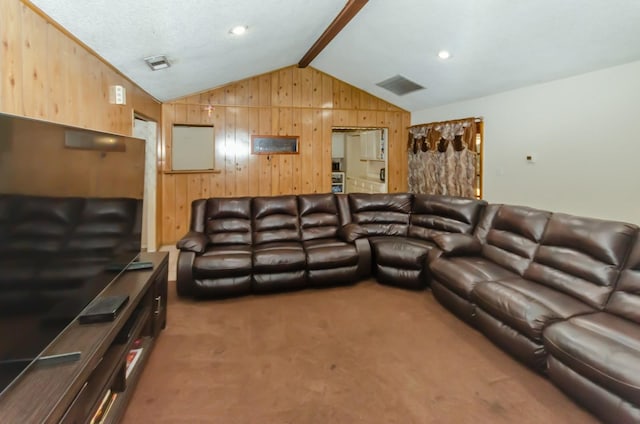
[438,50,451,60]
[229,25,248,35]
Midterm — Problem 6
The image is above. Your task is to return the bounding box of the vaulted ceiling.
[30,0,640,111]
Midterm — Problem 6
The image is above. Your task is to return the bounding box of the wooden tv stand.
[0,252,168,423]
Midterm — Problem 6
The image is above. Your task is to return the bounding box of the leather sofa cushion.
[253,242,306,272]
[371,237,434,270]
[253,195,301,245]
[203,197,253,245]
[544,312,640,403]
[348,193,412,237]
[298,194,339,241]
[606,234,640,324]
[481,205,551,276]
[193,245,252,277]
[303,239,358,269]
[409,194,486,241]
[429,256,518,300]
[472,278,595,342]
[525,213,637,309]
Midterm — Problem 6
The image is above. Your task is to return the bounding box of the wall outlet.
[109,85,126,105]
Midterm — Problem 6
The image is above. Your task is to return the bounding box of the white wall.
[412,60,640,224]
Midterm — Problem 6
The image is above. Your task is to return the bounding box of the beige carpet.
[122,280,599,424]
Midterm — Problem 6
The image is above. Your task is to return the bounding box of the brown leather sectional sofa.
[176,192,640,423]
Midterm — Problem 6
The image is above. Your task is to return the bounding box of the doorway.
[332,127,388,194]
[134,116,158,252]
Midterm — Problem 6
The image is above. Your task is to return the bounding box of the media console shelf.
[0,252,168,424]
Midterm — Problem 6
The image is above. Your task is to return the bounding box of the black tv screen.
[0,113,145,395]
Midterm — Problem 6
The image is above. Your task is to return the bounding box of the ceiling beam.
[298,0,369,68]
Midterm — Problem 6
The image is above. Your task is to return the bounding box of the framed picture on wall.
[251,135,299,154]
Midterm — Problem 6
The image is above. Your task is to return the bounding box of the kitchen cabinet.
[359,130,384,161]
[331,133,345,158]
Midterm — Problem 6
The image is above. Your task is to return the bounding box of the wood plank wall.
[0,0,161,134]
[161,66,411,244]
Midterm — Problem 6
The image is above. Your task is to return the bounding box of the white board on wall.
[172,125,215,170]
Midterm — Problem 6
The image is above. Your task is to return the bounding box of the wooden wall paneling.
[291,67,302,107]
[321,72,333,108]
[174,104,187,124]
[332,109,346,127]
[283,107,294,192]
[161,174,176,243]
[400,111,411,191]
[235,106,250,196]
[247,76,259,107]
[276,67,293,107]
[311,69,323,108]
[84,54,102,131]
[312,109,324,191]
[225,107,238,196]
[357,110,373,127]
[300,108,314,193]
[187,173,202,208]
[258,107,272,195]
[132,85,161,123]
[212,107,226,194]
[300,68,313,108]
[235,80,248,106]
[20,3,48,119]
[0,0,22,114]
[387,111,406,192]
[291,108,302,193]
[321,109,332,190]
[46,24,65,123]
[187,102,200,123]
[65,44,82,128]
[247,107,260,196]
[173,175,189,237]
[258,74,271,107]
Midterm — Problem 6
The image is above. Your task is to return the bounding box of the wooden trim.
[298,0,369,68]
[163,169,222,175]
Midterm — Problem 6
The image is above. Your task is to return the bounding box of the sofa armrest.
[432,233,482,256]
[338,223,369,243]
[176,231,208,253]
[176,251,195,297]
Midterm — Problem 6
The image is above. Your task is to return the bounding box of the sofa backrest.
[253,195,300,245]
[606,233,640,323]
[524,213,638,309]
[298,194,340,242]
[481,205,551,276]
[200,197,253,246]
[409,194,486,241]
[348,193,412,237]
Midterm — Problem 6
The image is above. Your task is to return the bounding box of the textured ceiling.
[30,0,640,111]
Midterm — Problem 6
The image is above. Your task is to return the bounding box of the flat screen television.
[0,113,145,395]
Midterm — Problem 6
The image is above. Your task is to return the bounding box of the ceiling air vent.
[376,75,425,96]
[144,55,171,71]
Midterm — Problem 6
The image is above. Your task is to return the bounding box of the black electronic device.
[0,112,145,394]
[78,295,130,324]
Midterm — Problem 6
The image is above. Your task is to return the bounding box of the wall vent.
[376,75,425,96]
[144,55,171,71]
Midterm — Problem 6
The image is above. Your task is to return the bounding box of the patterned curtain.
[407,118,479,198]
